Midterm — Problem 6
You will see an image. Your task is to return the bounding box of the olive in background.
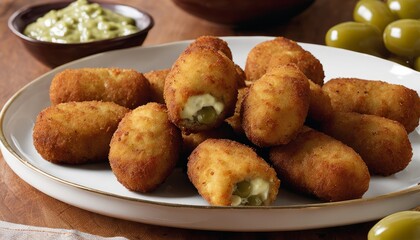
[415,56,420,71]
[353,0,397,32]
[383,19,420,58]
[387,0,420,19]
[368,211,420,240]
[386,54,413,67]
[325,21,388,57]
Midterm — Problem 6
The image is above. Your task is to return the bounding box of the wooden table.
[0,0,416,239]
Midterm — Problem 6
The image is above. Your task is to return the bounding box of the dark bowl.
[171,0,315,26]
[8,1,154,67]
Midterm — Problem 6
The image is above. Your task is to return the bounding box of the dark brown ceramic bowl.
[8,1,154,67]
[171,0,315,26]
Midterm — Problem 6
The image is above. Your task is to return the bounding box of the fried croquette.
[109,102,182,193]
[181,122,236,157]
[269,127,370,202]
[245,37,325,85]
[306,79,334,124]
[33,101,129,164]
[188,139,280,206]
[322,78,420,133]
[187,36,247,88]
[320,112,412,176]
[50,68,151,109]
[225,87,249,136]
[164,45,240,133]
[144,68,170,104]
[242,64,310,147]
[187,35,233,60]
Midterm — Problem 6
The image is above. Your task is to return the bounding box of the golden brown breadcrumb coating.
[321,112,412,176]
[245,37,325,85]
[187,35,233,60]
[33,101,129,164]
[50,68,151,109]
[322,77,420,133]
[144,68,170,104]
[164,46,240,132]
[269,127,370,202]
[242,64,310,147]
[109,102,182,193]
[188,139,280,206]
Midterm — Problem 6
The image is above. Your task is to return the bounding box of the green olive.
[368,211,420,240]
[325,21,388,57]
[247,195,263,206]
[387,54,413,67]
[383,19,420,57]
[414,57,420,71]
[196,106,217,124]
[387,0,420,19]
[353,0,397,31]
[234,181,251,198]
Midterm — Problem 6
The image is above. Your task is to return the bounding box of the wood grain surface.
[0,0,417,239]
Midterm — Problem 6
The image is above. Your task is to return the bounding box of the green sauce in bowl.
[24,0,139,43]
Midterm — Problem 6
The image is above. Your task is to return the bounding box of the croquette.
[322,77,420,133]
[188,139,280,206]
[109,102,182,193]
[245,37,325,85]
[269,127,370,202]
[33,101,129,164]
[242,64,310,147]
[50,68,151,109]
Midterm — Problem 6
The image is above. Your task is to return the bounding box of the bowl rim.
[7,0,154,46]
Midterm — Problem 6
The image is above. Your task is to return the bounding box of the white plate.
[1,37,420,231]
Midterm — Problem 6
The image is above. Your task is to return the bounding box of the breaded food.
[33,101,129,164]
[322,78,420,133]
[269,127,370,202]
[225,87,249,136]
[50,68,151,109]
[109,102,182,193]
[187,35,233,60]
[234,64,247,88]
[320,112,412,176]
[164,45,240,133]
[242,64,310,147]
[144,68,170,104]
[307,79,334,123]
[188,139,280,206]
[245,37,325,85]
[181,122,236,157]
[187,36,248,88]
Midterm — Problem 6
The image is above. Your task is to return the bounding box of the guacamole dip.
[24,0,139,43]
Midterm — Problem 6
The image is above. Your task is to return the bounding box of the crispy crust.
[144,68,170,104]
[245,37,325,85]
[322,77,420,133]
[164,46,240,132]
[321,112,413,176]
[33,101,129,164]
[241,64,310,147]
[225,87,249,136]
[187,139,280,206]
[50,68,151,109]
[269,127,370,202]
[307,79,333,122]
[109,103,182,193]
[187,35,233,60]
